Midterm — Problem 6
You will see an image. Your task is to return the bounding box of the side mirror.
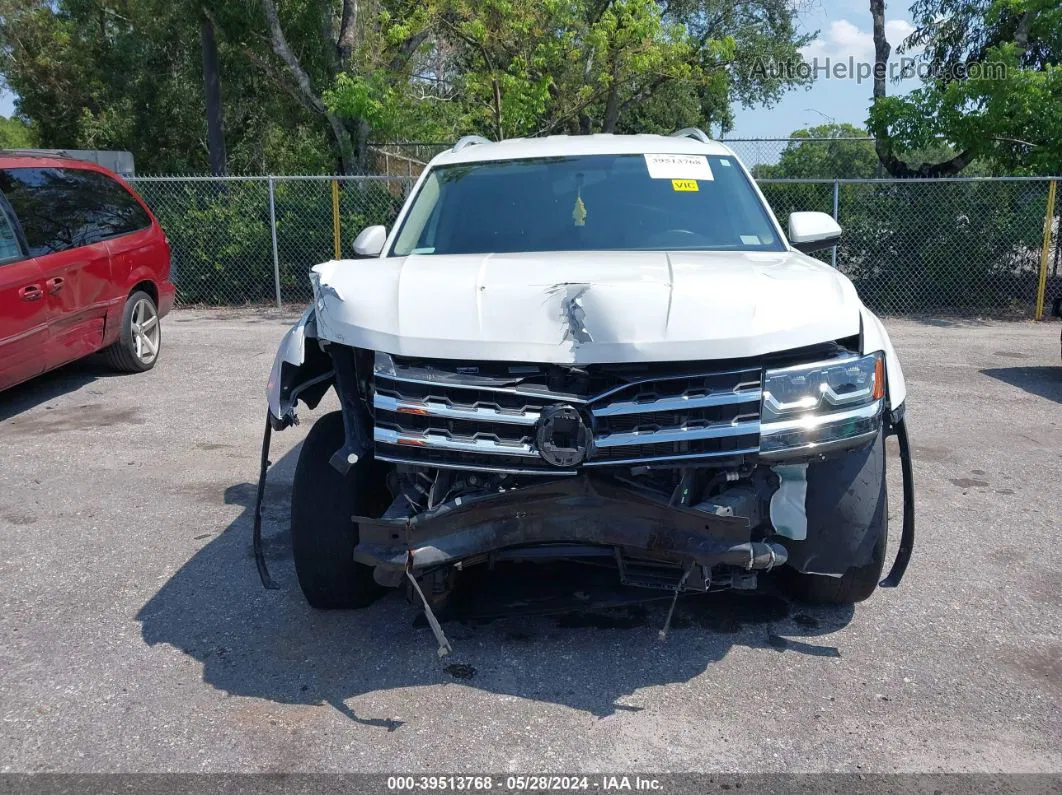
[351,225,387,258]
[788,212,841,254]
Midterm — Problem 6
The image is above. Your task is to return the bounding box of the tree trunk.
[870,0,889,103]
[325,113,358,174]
[492,77,503,141]
[869,0,971,177]
[200,10,227,176]
[337,0,358,64]
[601,70,621,133]
[259,0,359,173]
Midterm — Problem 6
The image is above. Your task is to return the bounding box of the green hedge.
[132,176,1058,316]
[132,178,408,306]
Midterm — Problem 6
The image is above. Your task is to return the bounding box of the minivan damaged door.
[0,205,47,391]
[0,166,113,371]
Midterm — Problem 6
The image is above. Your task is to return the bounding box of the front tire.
[781,523,887,605]
[291,411,386,609]
[780,433,889,605]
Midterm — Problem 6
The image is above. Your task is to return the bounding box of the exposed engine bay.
[259,313,913,632]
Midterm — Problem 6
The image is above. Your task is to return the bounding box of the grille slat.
[373,359,762,470]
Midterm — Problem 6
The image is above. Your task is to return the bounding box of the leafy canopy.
[1,0,813,172]
[869,0,1061,175]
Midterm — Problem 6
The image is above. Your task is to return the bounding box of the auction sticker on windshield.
[644,153,714,181]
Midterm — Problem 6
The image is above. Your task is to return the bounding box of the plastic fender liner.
[252,412,280,590]
[780,431,885,577]
[880,413,915,587]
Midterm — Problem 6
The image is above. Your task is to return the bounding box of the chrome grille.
[373,356,762,472]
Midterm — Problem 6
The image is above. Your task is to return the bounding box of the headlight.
[760,353,885,457]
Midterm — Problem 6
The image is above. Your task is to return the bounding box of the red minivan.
[0,153,175,392]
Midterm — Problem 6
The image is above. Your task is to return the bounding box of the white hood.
[310,250,864,364]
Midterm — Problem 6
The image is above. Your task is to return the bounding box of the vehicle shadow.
[981,366,1062,404]
[136,442,854,724]
[0,357,121,423]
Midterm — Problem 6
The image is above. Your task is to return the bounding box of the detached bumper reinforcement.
[354,476,787,572]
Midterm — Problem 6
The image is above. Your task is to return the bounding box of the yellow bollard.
[1035,179,1057,321]
[331,179,341,260]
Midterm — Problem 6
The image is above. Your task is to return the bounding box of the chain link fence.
[129,173,1061,318]
[129,176,413,306]
[721,137,885,176]
[758,177,1060,316]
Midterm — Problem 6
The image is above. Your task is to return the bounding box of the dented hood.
[309,250,863,364]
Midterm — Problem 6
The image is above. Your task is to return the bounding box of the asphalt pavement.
[0,310,1059,773]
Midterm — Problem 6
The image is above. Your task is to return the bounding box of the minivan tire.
[102,290,161,373]
[291,411,386,610]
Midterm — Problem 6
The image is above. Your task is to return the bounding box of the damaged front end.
[260,311,914,613]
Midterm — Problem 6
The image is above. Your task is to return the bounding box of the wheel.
[781,521,887,605]
[102,290,161,372]
[291,411,387,609]
[780,433,889,605]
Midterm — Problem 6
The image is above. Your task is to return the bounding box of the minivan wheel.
[779,433,889,605]
[291,411,387,610]
[103,290,161,372]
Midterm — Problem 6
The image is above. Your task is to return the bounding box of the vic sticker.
[672,179,699,192]
[644,153,714,181]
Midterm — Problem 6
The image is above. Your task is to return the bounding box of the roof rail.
[453,135,492,152]
[669,128,712,145]
[0,148,76,159]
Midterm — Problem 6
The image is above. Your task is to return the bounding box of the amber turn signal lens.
[872,356,886,401]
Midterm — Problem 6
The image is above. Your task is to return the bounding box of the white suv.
[263,130,914,618]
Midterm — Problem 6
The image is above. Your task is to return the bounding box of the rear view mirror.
[351,225,387,258]
[788,212,842,253]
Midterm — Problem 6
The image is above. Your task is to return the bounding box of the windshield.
[391,153,783,256]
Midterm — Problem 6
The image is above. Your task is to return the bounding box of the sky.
[0,0,921,141]
[729,0,923,138]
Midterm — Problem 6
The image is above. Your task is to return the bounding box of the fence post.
[831,179,839,269]
[1035,179,1057,321]
[268,176,282,309]
[332,179,342,259]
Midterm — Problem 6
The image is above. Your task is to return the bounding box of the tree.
[0,114,33,147]
[663,0,815,133]
[868,0,1061,176]
[257,0,448,172]
[0,0,336,173]
[753,123,880,178]
[1,0,817,172]
[416,0,811,139]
